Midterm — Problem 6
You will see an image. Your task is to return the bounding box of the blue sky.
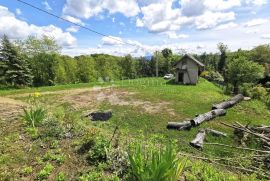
[0,0,270,57]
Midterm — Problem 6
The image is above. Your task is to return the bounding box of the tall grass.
[128,143,186,181]
[22,107,46,128]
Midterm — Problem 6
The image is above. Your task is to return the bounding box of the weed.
[128,143,186,181]
[56,171,67,181]
[43,150,65,164]
[22,107,46,128]
[50,140,59,149]
[25,127,39,139]
[87,136,110,165]
[21,166,33,176]
[37,163,54,180]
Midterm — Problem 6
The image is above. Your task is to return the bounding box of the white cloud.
[62,15,85,26]
[0,5,76,48]
[101,36,124,46]
[136,18,144,27]
[261,34,270,39]
[204,0,241,11]
[181,0,205,17]
[244,0,268,6]
[214,22,238,30]
[66,26,79,33]
[244,18,269,27]
[195,11,235,30]
[15,8,21,15]
[166,32,189,39]
[42,0,52,11]
[63,0,140,19]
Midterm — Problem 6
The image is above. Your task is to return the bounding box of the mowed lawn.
[1,78,270,179]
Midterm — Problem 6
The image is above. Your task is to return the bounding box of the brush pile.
[222,122,270,170]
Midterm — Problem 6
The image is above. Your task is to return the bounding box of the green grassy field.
[1,78,269,180]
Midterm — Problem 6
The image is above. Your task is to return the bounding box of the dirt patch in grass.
[0,97,26,120]
[61,87,176,115]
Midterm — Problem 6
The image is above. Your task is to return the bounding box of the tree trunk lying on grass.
[190,109,226,126]
[206,128,227,137]
[190,129,206,149]
[212,94,244,110]
[167,121,192,130]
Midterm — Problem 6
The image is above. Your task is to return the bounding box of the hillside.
[0,78,269,180]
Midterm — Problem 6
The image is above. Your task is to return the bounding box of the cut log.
[167,121,191,130]
[190,129,206,149]
[206,128,227,137]
[190,109,226,126]
[212,94,244,110]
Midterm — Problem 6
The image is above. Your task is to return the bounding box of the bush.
[128,143,186,181]
[87,136,110,165]
[202,71,224,84]
[40,117,64,139]
[250,85,268,100]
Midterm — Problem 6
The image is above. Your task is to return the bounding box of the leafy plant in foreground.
[22,107,46,128]
[128,143,186,181]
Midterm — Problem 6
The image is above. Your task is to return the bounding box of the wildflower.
[33,92,41,98]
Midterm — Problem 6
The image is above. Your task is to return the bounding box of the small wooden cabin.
[173,54,205,85]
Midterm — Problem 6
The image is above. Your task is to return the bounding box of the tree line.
[0,35,269,96]
[0,35,181,88]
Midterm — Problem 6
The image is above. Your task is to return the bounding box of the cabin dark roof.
[173,54,205,67]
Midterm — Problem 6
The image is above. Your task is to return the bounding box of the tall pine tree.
[0,35,32,87]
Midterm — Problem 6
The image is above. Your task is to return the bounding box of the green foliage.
[21,166,33,176]
[79,170,120,181]
[25,127,39,139]
[43,150,65,164]
[22,107,46,128]
[40,117,64,139]
[56,172,67,181]
[226,57,264,93]
[87,136,110,165]
[185,160,258,181]
[128,143,186,181]
[37,163,54,180]
[0,35,32,87]
[250,85,268,99]
[217,42,228,74]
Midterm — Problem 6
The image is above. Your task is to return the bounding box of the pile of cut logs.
[167,94,245,148]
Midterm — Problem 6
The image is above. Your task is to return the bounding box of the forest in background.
[0,35,269,107]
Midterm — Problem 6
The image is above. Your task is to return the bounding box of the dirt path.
[0,97,26,120]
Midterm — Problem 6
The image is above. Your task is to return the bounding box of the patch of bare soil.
[61,87,176,115]
[0,97,26,120]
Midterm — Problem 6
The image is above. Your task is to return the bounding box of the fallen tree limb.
[212,94,244,110]
[206,128,227,137]
[167,121,192,130]
[204,142,270,154]
[220,122,270,142]
[190,129,206,149]
[190,109,226,126]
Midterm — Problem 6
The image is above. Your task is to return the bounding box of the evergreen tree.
[217,43,228,75]
[0,35,32,87]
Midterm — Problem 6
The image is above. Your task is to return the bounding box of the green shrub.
[87,136,110,165]
[22,166,33,176]
[250,85,268,100]
[106,147,129,177]
[43,150,65,164]
[22,107,46,128]
[37,163,54,180]
[56,172,67,181]
[79,170,120,181]
[128,143,186,181]
[40,117,64,139]
[25,127,39,139]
